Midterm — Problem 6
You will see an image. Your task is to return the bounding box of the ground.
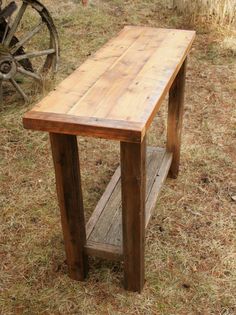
[0,1,236,314]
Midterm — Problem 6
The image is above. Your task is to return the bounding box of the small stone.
[231,195,236,202]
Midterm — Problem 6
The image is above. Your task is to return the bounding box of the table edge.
[23,111,145,143]
[144,30,196,129]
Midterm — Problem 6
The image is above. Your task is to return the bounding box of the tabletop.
[23,26,195,142]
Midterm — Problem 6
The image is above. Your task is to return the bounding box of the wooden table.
[23,26,195,293]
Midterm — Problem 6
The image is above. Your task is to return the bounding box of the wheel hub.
[1,58,12,73]
[0,46,17,80]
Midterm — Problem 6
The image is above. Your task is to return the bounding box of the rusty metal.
[0,0,59,102]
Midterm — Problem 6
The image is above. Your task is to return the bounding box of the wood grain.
[23,111,143,143]
[84,241,122,261]
[145,151,173,226]
[86,166,121,238]
[120,137,146,292]
[23,26,195,142]
[23,26,194,291]
[167,58,187,178]
[85,147,172,261]
[50,133,88,280]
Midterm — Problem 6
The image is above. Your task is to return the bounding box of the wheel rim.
[0,0,59,102]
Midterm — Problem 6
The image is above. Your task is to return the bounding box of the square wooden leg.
[167,58,187,178]
[50,133,88,280]
[120,136,146,293]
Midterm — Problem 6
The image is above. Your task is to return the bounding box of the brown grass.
[0,0,236,314]
[173,0,236,27]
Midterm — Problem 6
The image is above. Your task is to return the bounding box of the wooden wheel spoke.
[15,48,56,61]
[11,22,44,54]
[2,15,11,44]
[17,67,42,81]
[4,2,28,47]
[10,78,28,102]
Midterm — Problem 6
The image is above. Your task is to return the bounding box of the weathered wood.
[86,166,121,238]
[84,241,122,261]
[145,151,173,226]
[11,22,44,54]
[167,58,187,178]
[23,26,195,292]
[23,27,195,142]
[23,111,143,143]
[17,67,41,81]
[85,147,171,261]
[120,137,146,292]
[50,133,88,280]
[104,207,122,246]
[15,48,55,61]
[89,180,121,244]
[87,147,164,246]
[10,78,27,102]
[4,2,27,46]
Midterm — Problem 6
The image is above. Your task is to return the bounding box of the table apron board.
[23,111,145,143]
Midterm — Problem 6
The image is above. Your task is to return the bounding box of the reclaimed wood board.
[23,26,195,142]
[85,147,172,260]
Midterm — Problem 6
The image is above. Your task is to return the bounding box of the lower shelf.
[85,147,172,261]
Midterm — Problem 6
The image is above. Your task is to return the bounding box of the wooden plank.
[68,28,168,118]
[50,133,88,280]
[89,181,121,244]
[86,166,121,237]
[167,58,187,178]
[120,137,146,292]
[106,29,194,123]
[85,147,171,262]
[88,147,164,246]
[32,26,144,114]
[104,207,122,247]
[145,147,165,205]
[23,111,144,143]
[84,241,122,261]
[145,151,173,227]
[23,27,195,142]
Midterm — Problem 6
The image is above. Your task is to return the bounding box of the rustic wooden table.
[23,26,195,293]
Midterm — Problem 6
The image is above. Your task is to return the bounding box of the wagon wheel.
[0,0,59,102]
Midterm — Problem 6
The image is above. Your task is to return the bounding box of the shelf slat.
[85,147,172,260]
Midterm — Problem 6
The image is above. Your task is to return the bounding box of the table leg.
[50,133,88,280]
[167,58,187,178]
[120,136,146,293]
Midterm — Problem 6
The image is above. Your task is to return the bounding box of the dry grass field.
[0,0,236,314]
[173,0,236,26]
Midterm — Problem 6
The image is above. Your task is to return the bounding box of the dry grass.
[0,0,236,314]
[173,0,236,27]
